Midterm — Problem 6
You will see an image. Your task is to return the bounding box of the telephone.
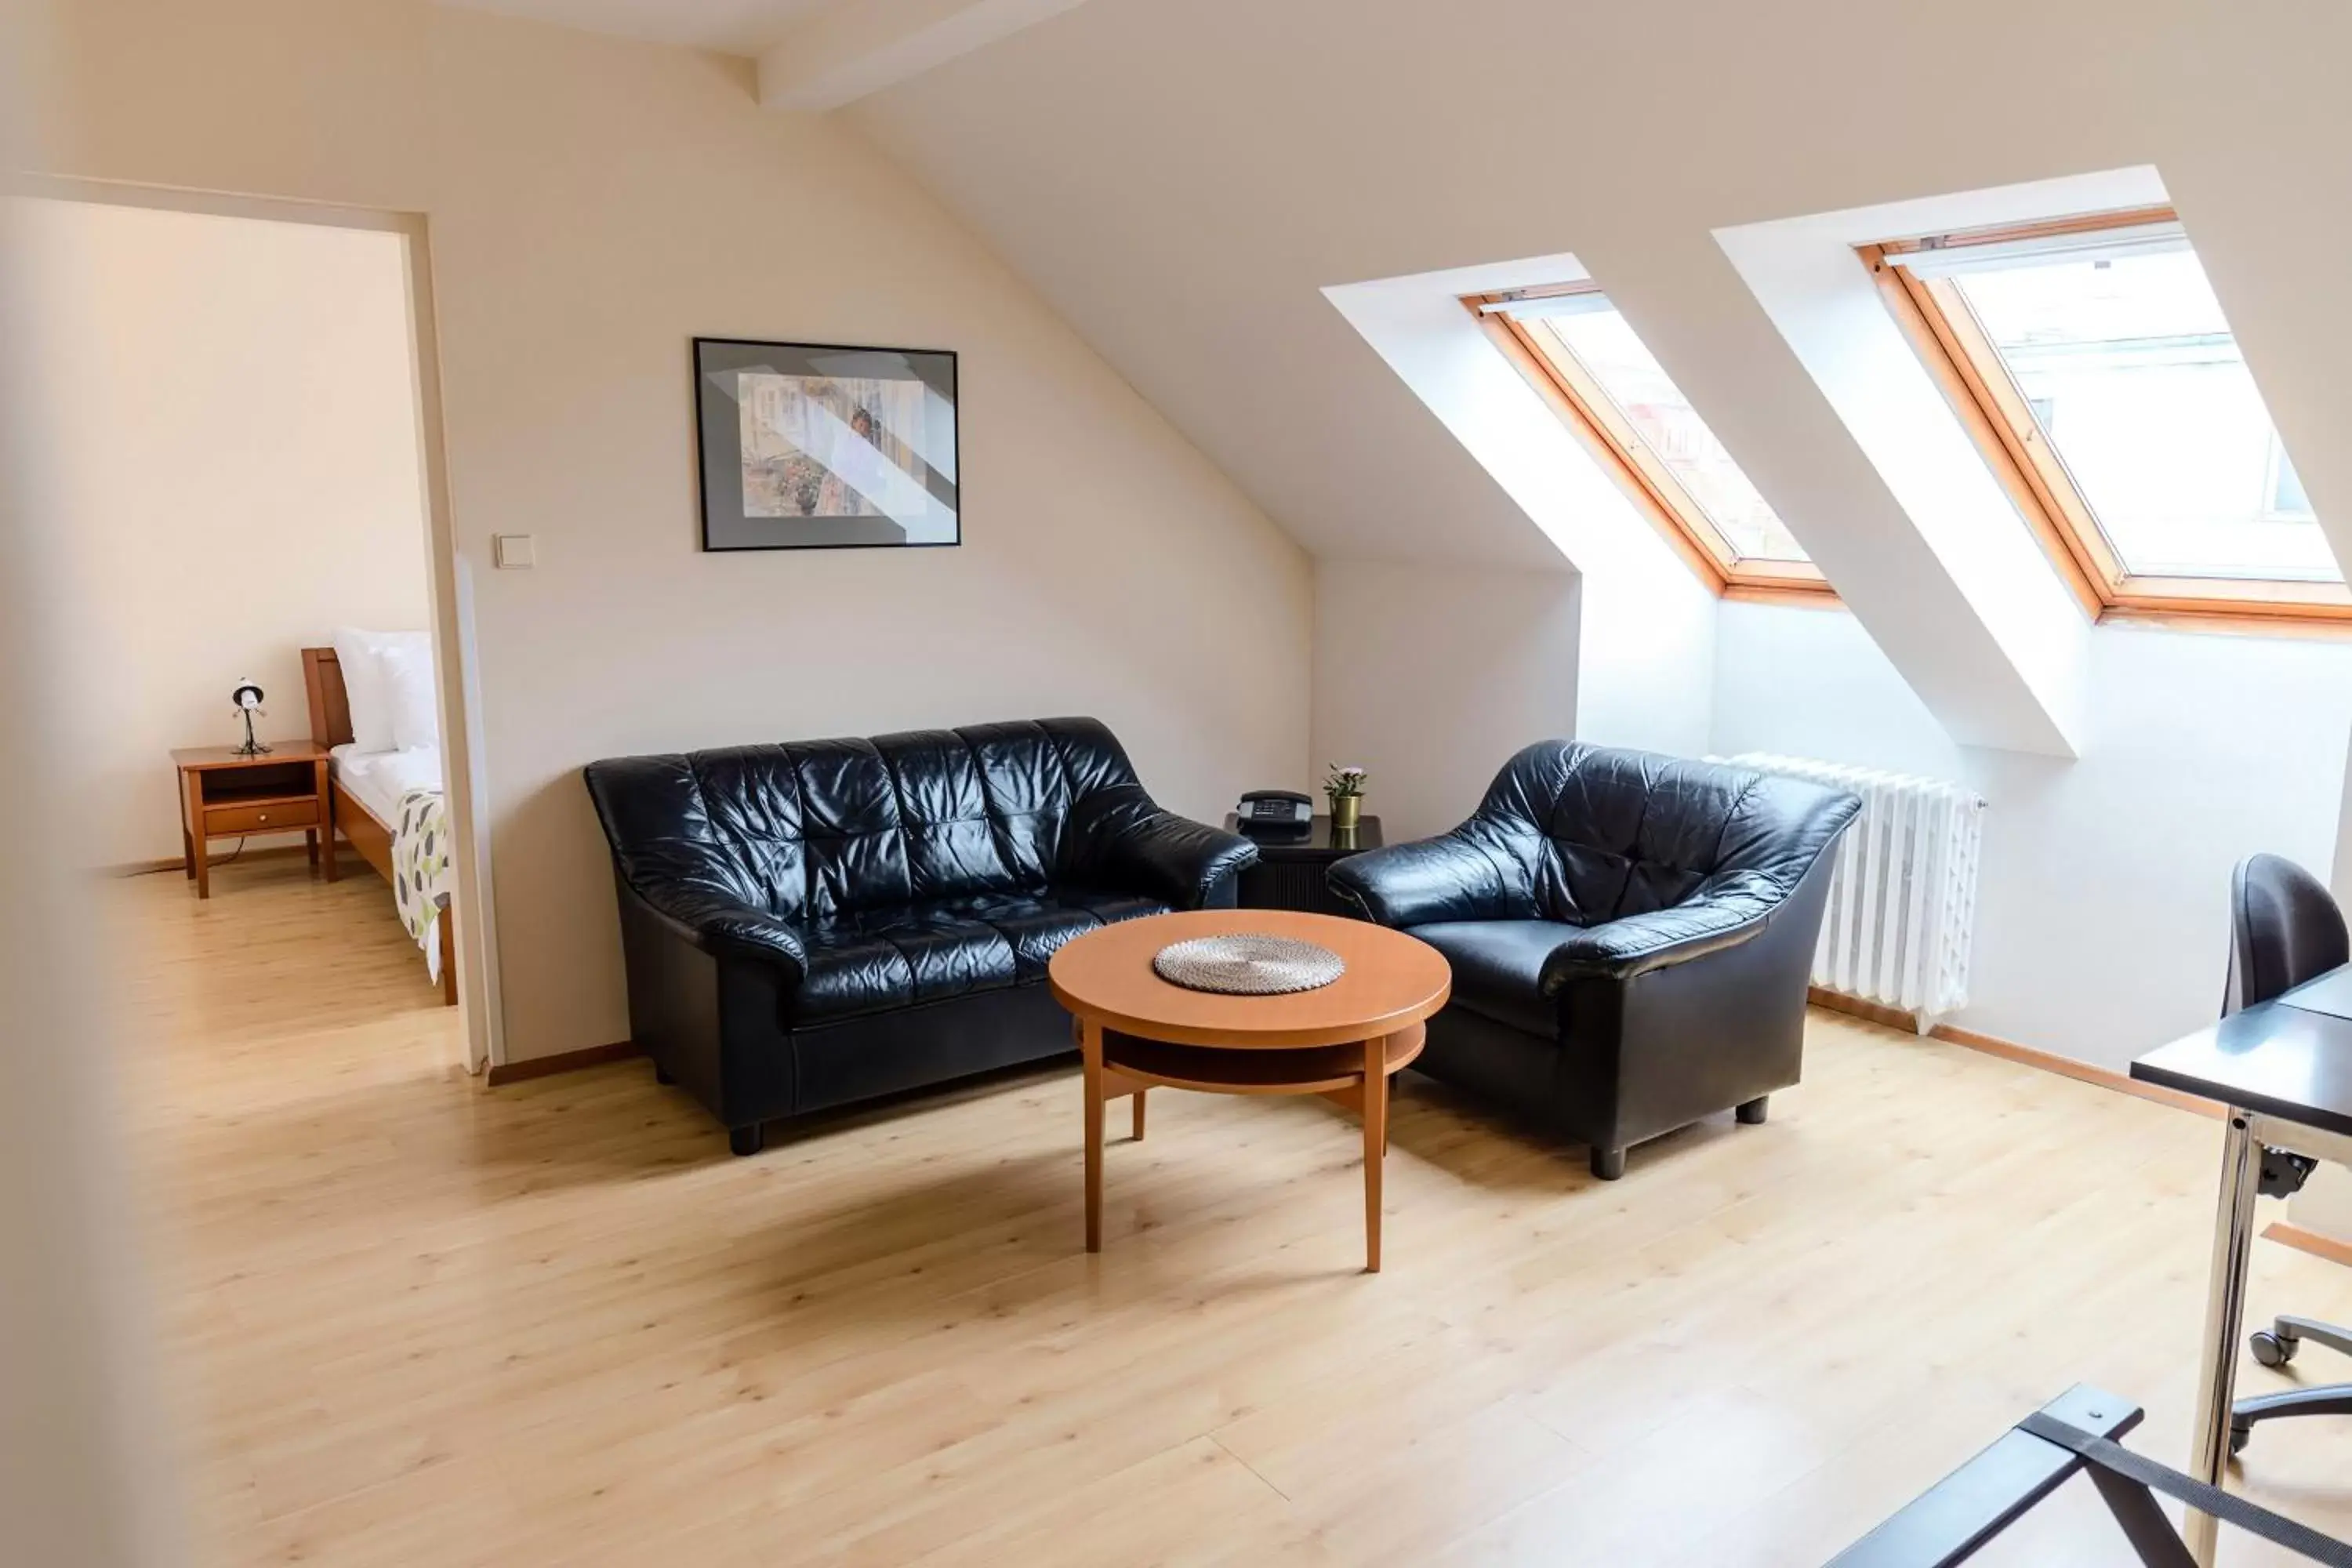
[1236,789,1314,834]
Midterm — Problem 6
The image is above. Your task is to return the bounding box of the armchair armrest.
[1537,893,1775,987]
[623,878,808,984]
[1328,832,1526,927]
[1070,785,1258,909]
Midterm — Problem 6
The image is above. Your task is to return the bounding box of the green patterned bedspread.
[392,788,454,982]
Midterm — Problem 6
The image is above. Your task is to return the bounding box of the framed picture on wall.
[692,337,960,551]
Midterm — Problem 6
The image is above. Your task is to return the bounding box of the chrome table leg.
[2185,1111,2261,1567]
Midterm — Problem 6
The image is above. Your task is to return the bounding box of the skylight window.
[1469,285,1828,599]
[1864,209,2347,623]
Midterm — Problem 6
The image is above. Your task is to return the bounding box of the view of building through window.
[1532,301,1813,564]
[1486,226,2338,615]
[1950,246,2339,583]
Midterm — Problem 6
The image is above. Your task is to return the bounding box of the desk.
[2132,975,2352,1566]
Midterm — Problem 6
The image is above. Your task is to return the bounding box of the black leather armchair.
[1329,742,1860,1179]
[585,718,1256,1154]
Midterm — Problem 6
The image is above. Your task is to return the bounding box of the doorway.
[20,181,497,1071]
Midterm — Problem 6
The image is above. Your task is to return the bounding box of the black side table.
[1224,815,1384,917]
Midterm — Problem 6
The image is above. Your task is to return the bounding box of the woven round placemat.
[1152,933,1346,995]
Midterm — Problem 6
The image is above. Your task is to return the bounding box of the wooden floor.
[109,855,2352,1566]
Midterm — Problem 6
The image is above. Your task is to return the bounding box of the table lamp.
[230,679,270,757]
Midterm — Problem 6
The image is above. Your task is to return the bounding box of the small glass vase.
[1327,793,1361,832]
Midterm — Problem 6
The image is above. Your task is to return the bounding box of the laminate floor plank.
[103,857,2352,1565]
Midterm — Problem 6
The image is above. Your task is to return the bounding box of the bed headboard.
[302,647,354,749]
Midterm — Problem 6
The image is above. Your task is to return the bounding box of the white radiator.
[1726,753,1984,1031]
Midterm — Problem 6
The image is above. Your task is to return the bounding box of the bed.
[303,646,459,1006]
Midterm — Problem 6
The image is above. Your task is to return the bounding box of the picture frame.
[692,337,960,552]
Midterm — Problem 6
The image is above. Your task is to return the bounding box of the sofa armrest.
[1328,833,1523,927]
[1538,899,1773,987]
[1074,787,1258,908]
[622,879,808,984]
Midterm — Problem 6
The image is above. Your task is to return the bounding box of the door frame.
[24,175,505,1073]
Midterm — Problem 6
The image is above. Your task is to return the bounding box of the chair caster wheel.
[2251,1328,2297,1368]
[2230,1424,2252,1457]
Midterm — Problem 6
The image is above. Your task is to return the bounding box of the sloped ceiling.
[435,0,1110,112]
[435,0,833,53]
[844,0,2352,618]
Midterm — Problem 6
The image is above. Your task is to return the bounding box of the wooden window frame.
[1861,207,2352,631]
[1465,285,1837,605]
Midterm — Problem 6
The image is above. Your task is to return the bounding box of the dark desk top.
[2132,970,2352,1140]
[1224,814,1382,862]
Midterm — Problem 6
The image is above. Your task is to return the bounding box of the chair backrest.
[1465,741,1860,925]
[584,717,1144,923]
[2226,853,2350,1015]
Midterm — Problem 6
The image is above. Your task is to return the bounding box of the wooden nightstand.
[172,742,336,899]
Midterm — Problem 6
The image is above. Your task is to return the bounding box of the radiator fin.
[1726,753,1984,1031]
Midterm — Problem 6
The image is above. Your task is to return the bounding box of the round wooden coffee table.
[1047,909,1450,1272]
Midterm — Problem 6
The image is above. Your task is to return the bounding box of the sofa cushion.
[792,738,916,917]
[791,886,1167,1025]
[1405,920,1572,1038]
[960,887,1168,980]
[884,728,1013,902]
[1503,746,1755,923]
[585,719,1163,929]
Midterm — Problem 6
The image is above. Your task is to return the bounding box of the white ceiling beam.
[757,0,1095,113]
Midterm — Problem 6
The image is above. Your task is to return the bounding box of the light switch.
[493,534,535,569]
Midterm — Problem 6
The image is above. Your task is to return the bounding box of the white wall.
[1710,602,1957,779]
[1311,559,1579,838]
[1713,600,2352,1069]
[34,0,1314,1062]
[1316,261,1714,817]
[1719,597,2352,1244]
[21,198,434,868]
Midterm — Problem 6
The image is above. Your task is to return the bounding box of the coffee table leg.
[1132,1089,1147,1142]
[1081,1018,1105,1254]
[1363,1036,1388,1273]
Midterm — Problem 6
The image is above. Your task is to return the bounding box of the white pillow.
[329,626,396,753]
[378,639,441,753]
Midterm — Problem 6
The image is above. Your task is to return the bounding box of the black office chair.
[2226,853,2352,1456]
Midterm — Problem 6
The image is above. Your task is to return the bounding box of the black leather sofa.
[1329,742,1860,1180]
[584,718,1256,1154]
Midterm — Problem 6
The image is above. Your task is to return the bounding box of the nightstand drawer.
[204,799,319,836]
